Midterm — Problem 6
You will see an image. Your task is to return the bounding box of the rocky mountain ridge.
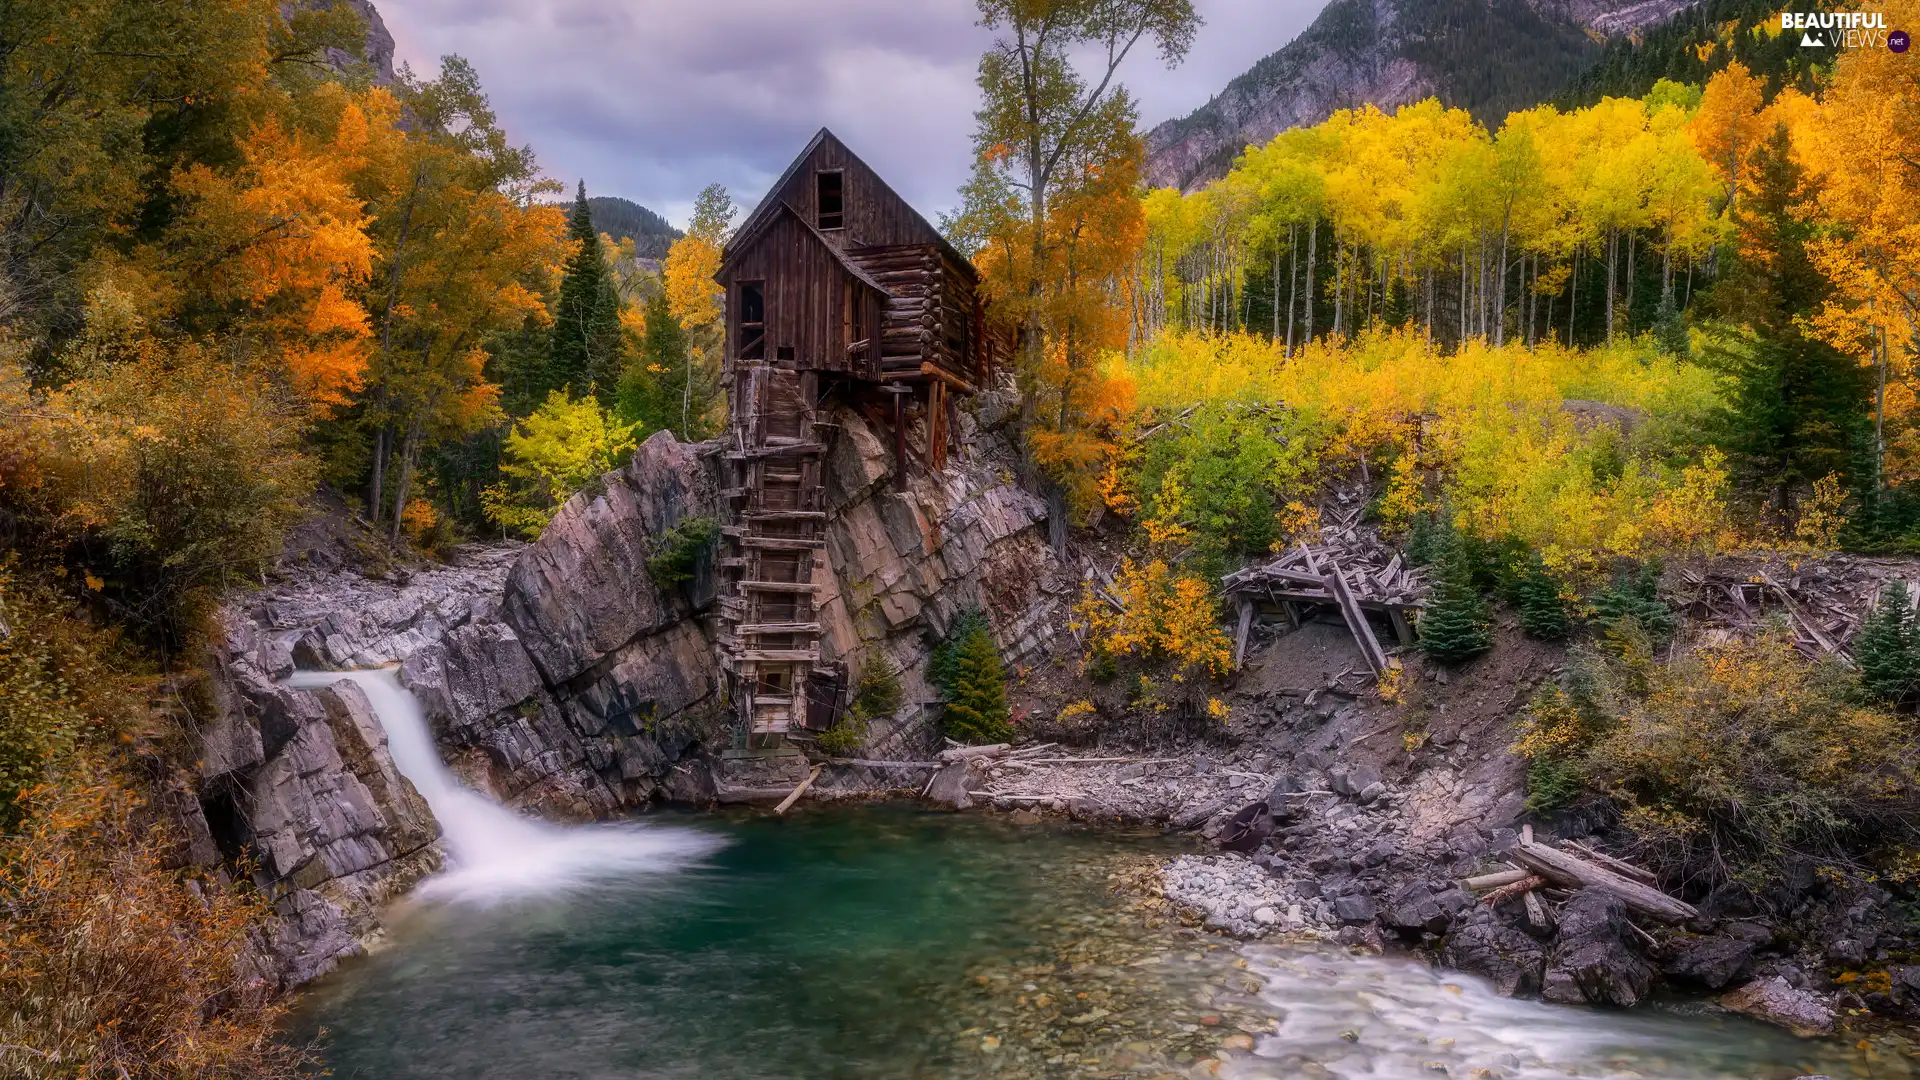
[1143,0,1698,190]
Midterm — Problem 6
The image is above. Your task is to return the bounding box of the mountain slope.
[1143,0,1696,190]
[586,196,682,259]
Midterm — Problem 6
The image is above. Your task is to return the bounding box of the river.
[286,670,1895,1080]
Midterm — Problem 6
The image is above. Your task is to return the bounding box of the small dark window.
[775,345,796,368]
[816,171,844,230]
[738,282,765,360]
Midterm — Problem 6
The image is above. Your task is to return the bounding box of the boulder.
[400,619,545,733]
[1720,976,1836,1037]
[1440,909,1546,997]
[1663,934,1756,990]
[1542,891,1657,1007]
[925,760,978,810]
[1328,762,1381,798]
[1333,894,1378,924]
[1384,881,1473,937]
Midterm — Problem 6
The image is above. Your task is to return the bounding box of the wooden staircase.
[719,359,831,739]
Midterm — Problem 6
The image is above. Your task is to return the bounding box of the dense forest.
[1,0,1918,1073]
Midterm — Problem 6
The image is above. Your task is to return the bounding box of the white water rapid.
[285,668,722,903]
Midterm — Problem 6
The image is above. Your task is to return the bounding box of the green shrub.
[645,515,717,590]
[1538,632,1920,888]
[941,622,1012,744]
[1525,756,1588,813]
[814,719,864,757]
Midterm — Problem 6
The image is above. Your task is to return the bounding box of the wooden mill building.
[712,128,1003,741]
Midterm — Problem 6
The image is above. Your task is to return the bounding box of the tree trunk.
[1569,253,1579,348]
[1605,228,1617,341]
[367,427,390,525]
[1285,225,1298,357]
[388,420,423,545]
[1495,214,1511,347]
[1303,223,1317,344]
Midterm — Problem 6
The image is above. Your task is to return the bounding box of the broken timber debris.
[1222,536,1427,672]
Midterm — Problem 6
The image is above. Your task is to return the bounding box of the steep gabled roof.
[716,199,890,296]
[721,127,974,277]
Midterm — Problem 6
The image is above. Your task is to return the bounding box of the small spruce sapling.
[1419,536,1493,664]
[943,623,1012,744]
[1505,551,1569,640]
[1591,563,1677,641]
[1853,581,1917,706]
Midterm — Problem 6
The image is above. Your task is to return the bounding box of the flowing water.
[288,671,1906,1080]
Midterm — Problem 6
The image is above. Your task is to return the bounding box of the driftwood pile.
[1675,556,1920,661]
[1461,830,1696,930]
[1221,535,1429,675]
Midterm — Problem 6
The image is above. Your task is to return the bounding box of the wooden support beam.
[739,581,820,594]
[918,362,976,395]
[773,766,822,815]
[737,622,823,635]
[1388,605,1414,646]
[1233,597,1255,668]
[745,510,828,522]
[735,648,821,663]
[739,535,827,551]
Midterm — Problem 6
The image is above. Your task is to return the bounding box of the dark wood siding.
[724,213,858,373]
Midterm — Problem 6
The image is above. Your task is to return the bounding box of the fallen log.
[1510,840,1698,922]
[1560,840,1659,886]
[1482,874,1548,907]
[774,766,821,815]
[824,758,943,769]
[1462,868,1534,892]
[939,743,1009,762]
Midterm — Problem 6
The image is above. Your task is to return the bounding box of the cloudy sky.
[374,0,1329,227]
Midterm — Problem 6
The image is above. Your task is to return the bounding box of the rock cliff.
[187,392,1059,988]
[1142,0,1698,190]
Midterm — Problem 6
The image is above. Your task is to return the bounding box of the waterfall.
[286,668,720,903]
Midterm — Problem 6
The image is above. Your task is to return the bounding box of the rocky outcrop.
[1440,909,1546,997]
[192,391,1059,987]
[1540,890,1657,1007]
[186,639,444,989]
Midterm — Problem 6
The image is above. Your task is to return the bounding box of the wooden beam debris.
[1222,533,1427,673]
[773,765,821,815]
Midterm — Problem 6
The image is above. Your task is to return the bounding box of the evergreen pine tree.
[1853,581,1916,705]
[616,291,692,435]
[1419,533,1494,664]
[550,181,625,403]
[1591,563,1678,641]
[1507,551,1570,639]
[943,623,1012,744]
[1704,123,1872,517]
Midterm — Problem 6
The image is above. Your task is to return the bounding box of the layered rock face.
[1142,0,1699,190]
[191,393,1058,987]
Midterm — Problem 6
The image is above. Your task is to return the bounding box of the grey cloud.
[376,0,1325,226]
